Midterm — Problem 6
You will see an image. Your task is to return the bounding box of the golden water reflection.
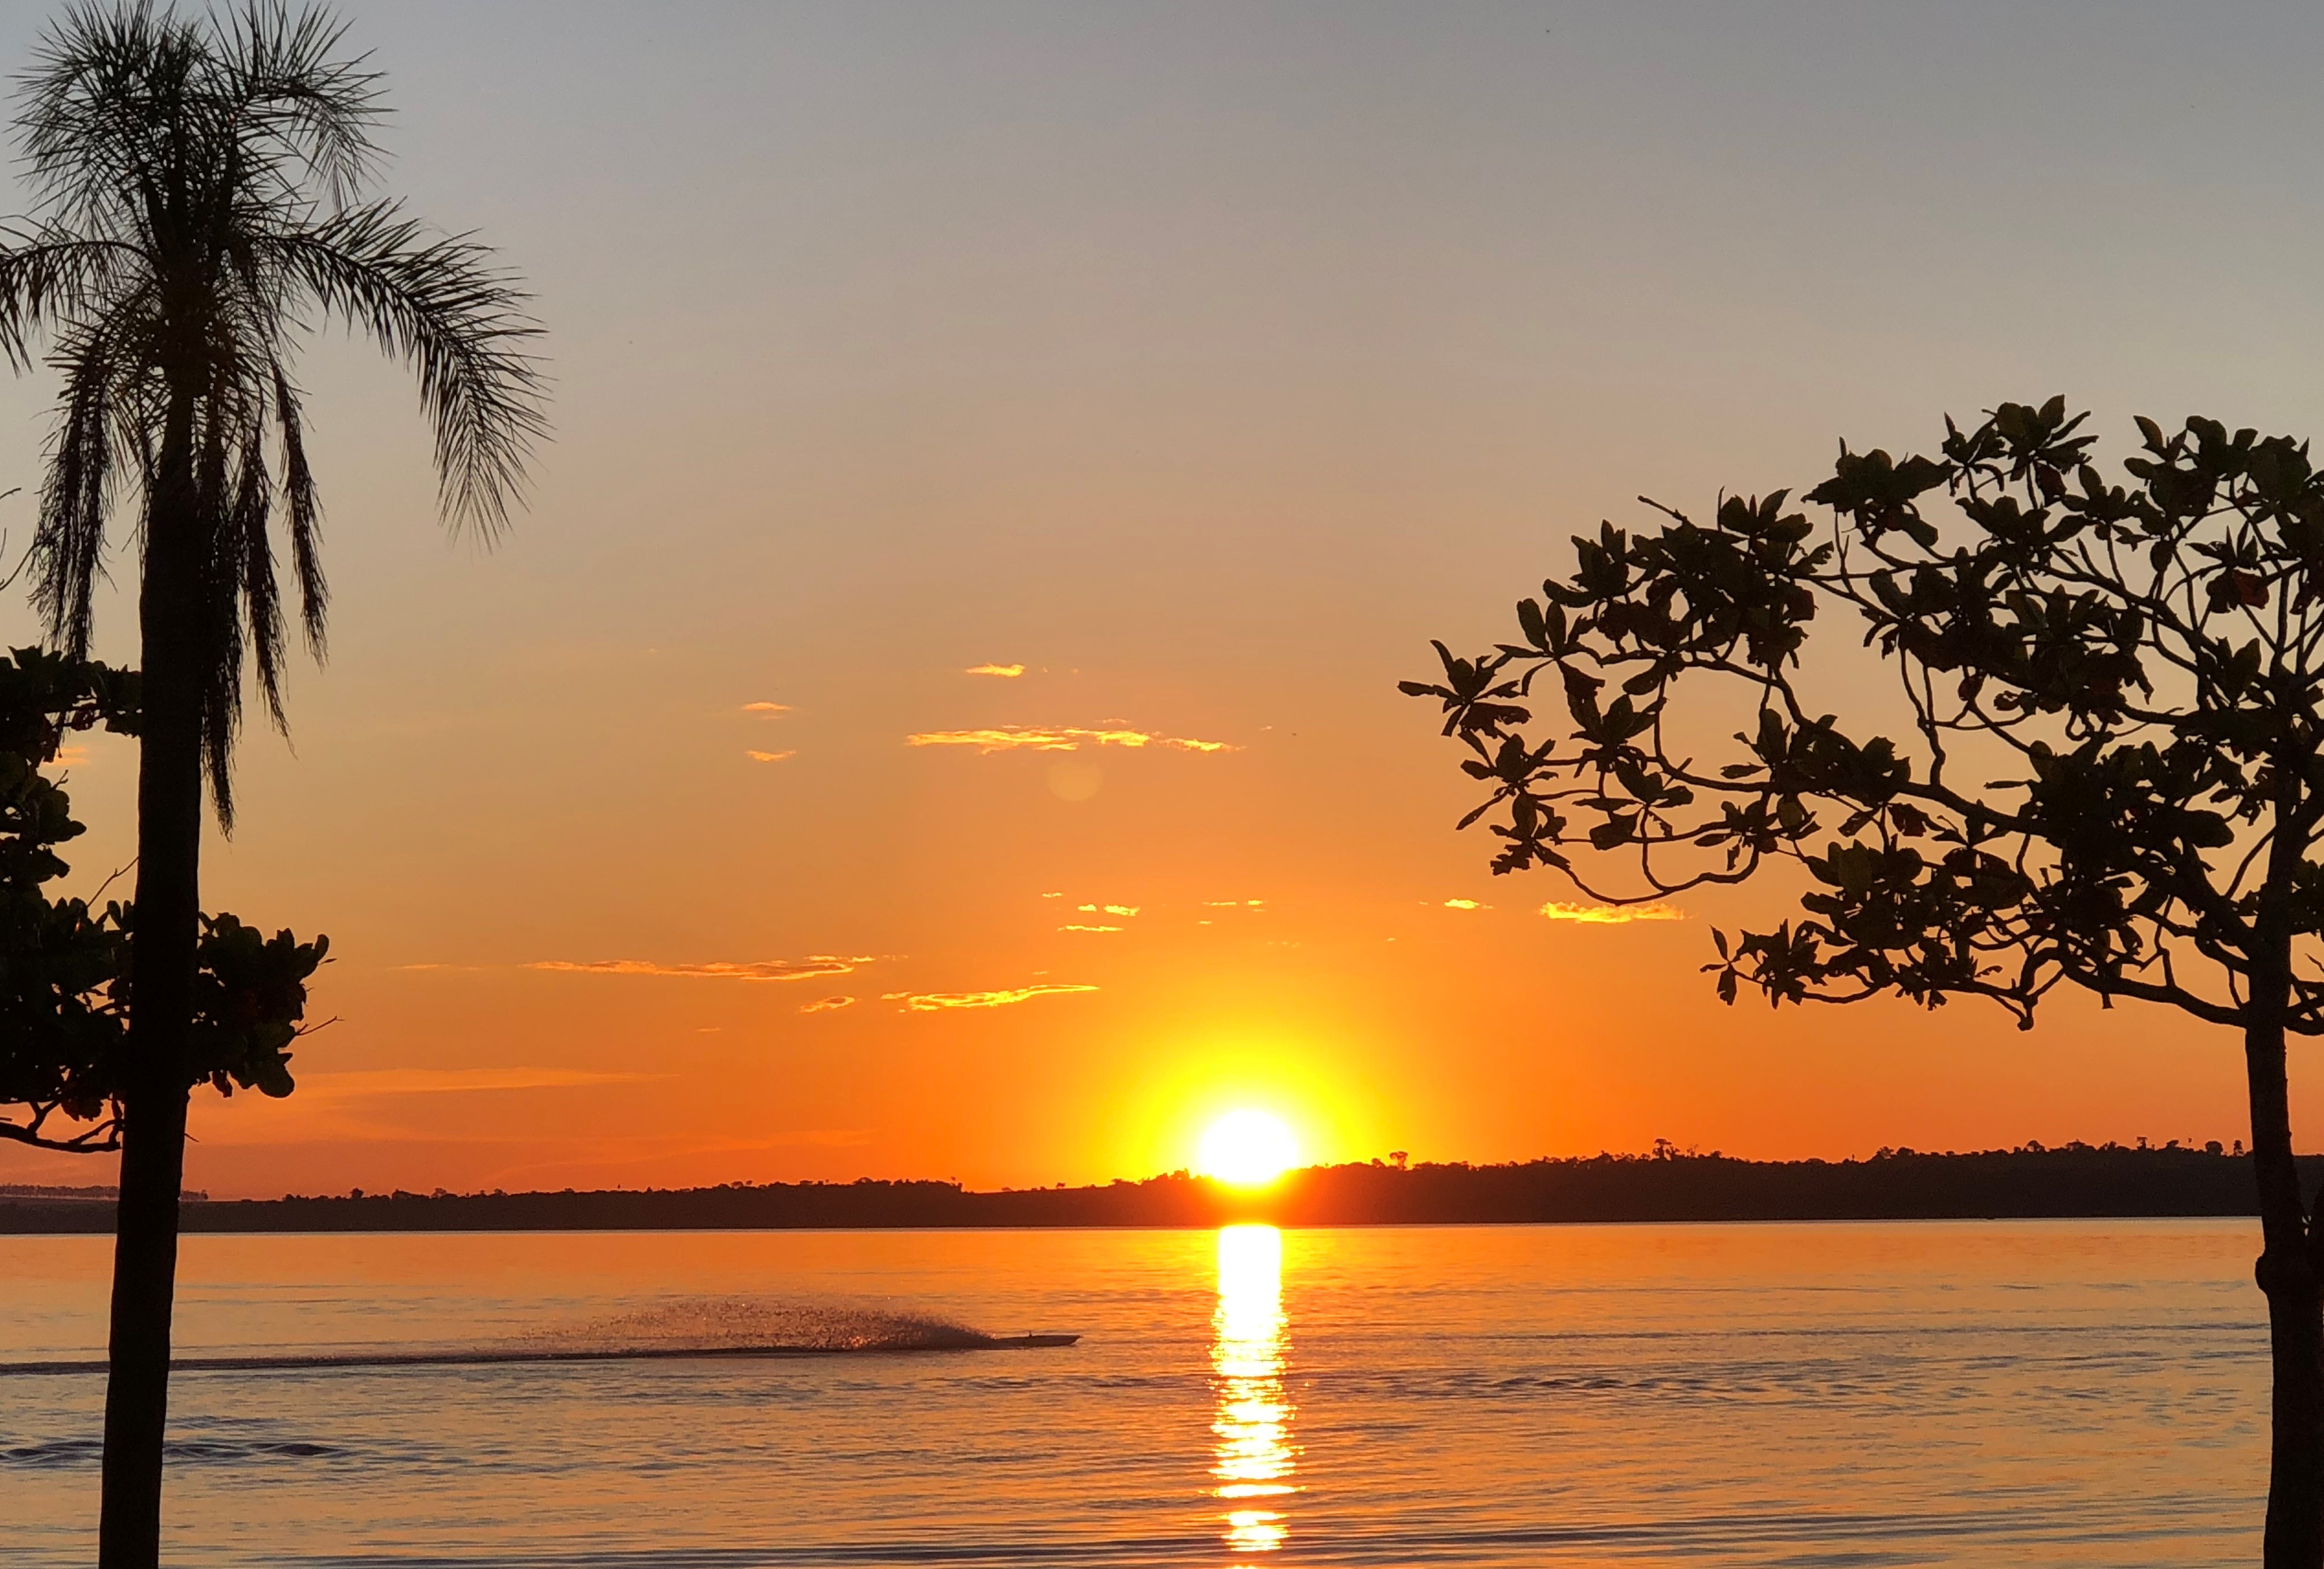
[1211,1223,1296,1560]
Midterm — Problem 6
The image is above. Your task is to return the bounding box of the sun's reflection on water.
[1211,1223,1296,1560]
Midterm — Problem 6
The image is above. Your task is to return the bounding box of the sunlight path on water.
[1212,1224,1296,1560]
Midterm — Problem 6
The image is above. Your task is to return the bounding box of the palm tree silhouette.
[0,7,545,1562]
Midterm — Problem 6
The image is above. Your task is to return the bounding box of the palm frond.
[272,201,546,536]
[190,398,242,826]
[215,2,383,211]
[271,362,324,656]
[14,2,209,239]
[229,417,283,731]
[0,228,136,370]
[30,305,148,657]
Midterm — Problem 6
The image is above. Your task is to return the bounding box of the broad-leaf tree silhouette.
[0,7,544,1562]
[1408,397,2324,1567]
[0,647,325,1156]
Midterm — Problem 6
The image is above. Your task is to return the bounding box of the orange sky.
[0,2,2314,1197]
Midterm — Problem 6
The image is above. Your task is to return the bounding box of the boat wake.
[529,1297,995,1355]
[0,1297,1077,1378]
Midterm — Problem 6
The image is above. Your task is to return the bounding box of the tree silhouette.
[1409,398,2324,1566]
[0,7,544,1562]
[0,647,325,1156]
[0,647,139,1150]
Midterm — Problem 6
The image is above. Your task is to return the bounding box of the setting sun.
[1198,1111,1300,1187]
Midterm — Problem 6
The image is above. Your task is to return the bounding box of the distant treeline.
[2,1143,2312,1234]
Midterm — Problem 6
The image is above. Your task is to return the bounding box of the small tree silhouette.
[0,647,325,1154]
[1408,398,2324,1566]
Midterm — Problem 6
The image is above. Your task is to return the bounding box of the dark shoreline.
[3,1145,2308,1235]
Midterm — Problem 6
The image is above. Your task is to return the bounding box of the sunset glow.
[1199,1111,1299,1187]
[0,1,2290,1211]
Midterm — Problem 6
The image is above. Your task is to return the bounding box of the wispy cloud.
[906,726,1234,755]
[1203,899,1268,908]
[902,983,1099,1011]
[1059,924,1121,933]
[743,701,792,715]
[1076,902,1141,916]
[1443,898,1491,911]
[800,995,856,1013]
[529,956,875,982]
[1539,901,1684,924]
[300,1068,661,1100]
[965,663,1025,678]
[745,749,796,763]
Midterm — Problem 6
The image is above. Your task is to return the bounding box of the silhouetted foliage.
[1407,398,2324,1029]
[0,647,137,1150]
[0,647,326,1154]
[1407,397,2324,1566]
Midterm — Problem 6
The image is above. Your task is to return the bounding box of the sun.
[1198,1109,1300,1187]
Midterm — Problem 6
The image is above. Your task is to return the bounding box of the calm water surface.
[1,1220,2271,1564]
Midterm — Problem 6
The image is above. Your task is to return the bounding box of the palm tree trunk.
[2249,938,2324,1569]
[98,394,204,1569]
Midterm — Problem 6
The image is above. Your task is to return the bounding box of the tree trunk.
[2249,973,2324,1567]
[98,397,204,1569]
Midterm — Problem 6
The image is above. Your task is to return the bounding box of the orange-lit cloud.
[1060,924,1121,933]
[1076,902,1141,916]
[901,983,1099,1011]
[905,725,1234,754]
[1203,899,1268,908]
[1443,898,1490,911]
[965,663,1025,678]
[745,749,796,763]
[800,995,856,1013]
[1539,901,1684,924]
[527,956,875,982]
[743,701,792,715]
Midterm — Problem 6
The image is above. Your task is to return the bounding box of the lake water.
[1,1219,2272,1564]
